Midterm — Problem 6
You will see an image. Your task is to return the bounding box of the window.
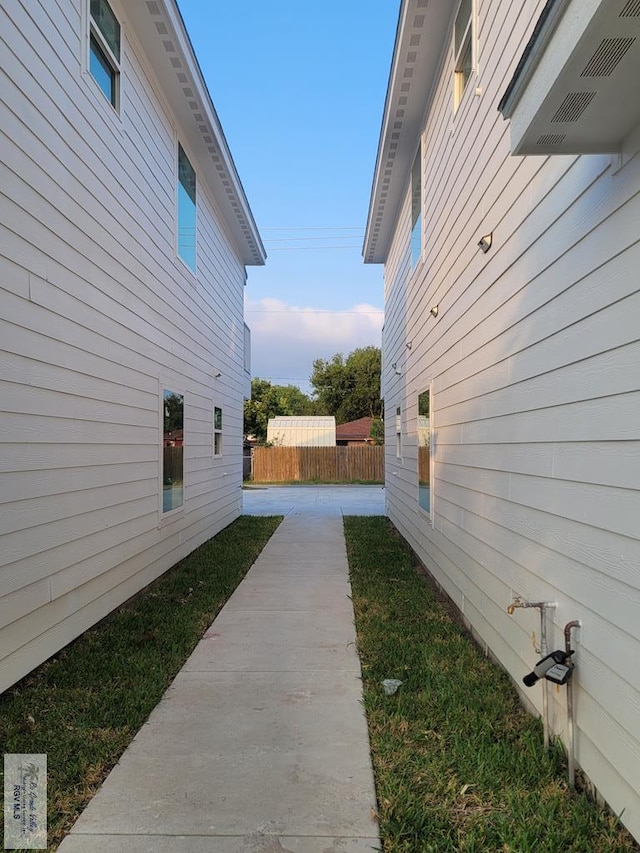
[417,387,432,517]
[454,0,473,110]
[395,406,402,459]
[243,324,251,375]
[177,144,197,272]
[163,390,184,513]
[213,406,223,456]
[89,0,120,108]
[410,148,422,268]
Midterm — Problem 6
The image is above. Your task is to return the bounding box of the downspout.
[564,620,581,790]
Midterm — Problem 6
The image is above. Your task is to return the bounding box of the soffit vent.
[580,37,635,76]
[620,0,640,16]
[551,91,596,122]
[537,133,566,146]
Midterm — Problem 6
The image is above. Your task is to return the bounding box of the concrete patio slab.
[242,485,385,518]
[58,489,381,852]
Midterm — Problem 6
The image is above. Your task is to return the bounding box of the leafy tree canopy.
[370,417,385,445]
[244,379,315,443]
[163,391,183,433]
[310,346,382,424]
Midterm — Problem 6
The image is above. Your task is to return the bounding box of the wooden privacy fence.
[163,446,183,484]
[252,446,384,483]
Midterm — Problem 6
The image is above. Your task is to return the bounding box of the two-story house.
[365,0,640,841]
[0,0,265,693]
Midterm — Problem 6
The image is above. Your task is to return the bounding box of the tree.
[163,391,183,433]
[310,346,382,424]
[244,379,315,443]
[370,417,385,445]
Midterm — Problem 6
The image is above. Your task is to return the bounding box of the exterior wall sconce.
[478,232,493,253]
[430,305,439,318]
[391,362,402,375]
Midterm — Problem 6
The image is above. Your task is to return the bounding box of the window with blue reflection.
[89,0,120,109]
[178,144,197,272]
[411,149,422,268]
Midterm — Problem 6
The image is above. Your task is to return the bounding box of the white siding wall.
[0,0,249,692]
[382,0,640,839]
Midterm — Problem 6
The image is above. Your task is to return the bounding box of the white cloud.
[245,297,384,392]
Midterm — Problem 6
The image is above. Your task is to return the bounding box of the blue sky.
[177,1,398,392]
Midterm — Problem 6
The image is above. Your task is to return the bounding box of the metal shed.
[267,416,336,447]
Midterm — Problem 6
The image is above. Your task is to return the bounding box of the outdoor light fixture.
[478,232,493,253]
[391,362,402,376]
[430,305,439,318]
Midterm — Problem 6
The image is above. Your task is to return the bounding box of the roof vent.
[537,134,566,146]
[551,91,596,123]
[581,37,635,76]
[620,0,640,16]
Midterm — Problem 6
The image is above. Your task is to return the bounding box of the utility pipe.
[507,597,556,750]
[564,620,581,790]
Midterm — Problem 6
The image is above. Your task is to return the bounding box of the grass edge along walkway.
[344,515,637,853]
[0,515,282,852]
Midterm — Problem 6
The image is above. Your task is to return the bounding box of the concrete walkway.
[58,488,383,852]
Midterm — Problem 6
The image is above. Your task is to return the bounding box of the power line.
[251,373,380,383]
[266,245,363,251]
[264,235,364,243]
[245,308,383,315]
[261,226,364,231]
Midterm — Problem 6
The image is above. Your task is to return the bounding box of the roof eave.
[363,0,451,265]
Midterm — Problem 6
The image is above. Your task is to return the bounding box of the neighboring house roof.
[125,2,265,266]
[164,429,184,446]
[336,417,374,443]
[363,0,451,264]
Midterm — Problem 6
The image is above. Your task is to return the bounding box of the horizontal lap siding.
[382,0,640,839]
[0,0,247,691]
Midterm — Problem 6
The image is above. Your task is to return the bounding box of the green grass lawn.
[344,516,637,853]
[0,515,281,851]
